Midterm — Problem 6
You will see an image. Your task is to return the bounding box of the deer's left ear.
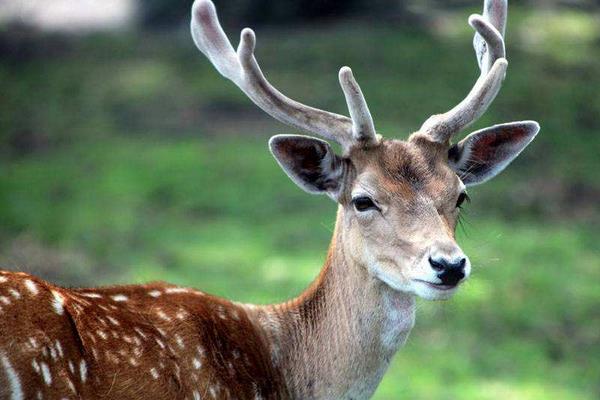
[269,135,347,200]
[448,121,540,186]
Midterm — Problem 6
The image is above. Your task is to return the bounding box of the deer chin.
[411,279,461,301]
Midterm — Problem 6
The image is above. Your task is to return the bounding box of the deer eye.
[352,196,379,212]
[456,192,470,209]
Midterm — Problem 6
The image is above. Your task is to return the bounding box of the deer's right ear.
[269,135,347,199]
[448,121,539,186]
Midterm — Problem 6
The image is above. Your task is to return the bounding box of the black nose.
[429,257,466,286]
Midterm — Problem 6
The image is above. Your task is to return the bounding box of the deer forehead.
[347,139,460,204]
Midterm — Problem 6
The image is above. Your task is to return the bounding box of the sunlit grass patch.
[519,10,600,65]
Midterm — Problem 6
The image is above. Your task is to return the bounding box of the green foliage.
[0,5,598,399]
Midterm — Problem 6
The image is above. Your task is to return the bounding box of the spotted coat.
[0,271,283,400]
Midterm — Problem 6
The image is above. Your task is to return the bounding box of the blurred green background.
[0,0,598,399]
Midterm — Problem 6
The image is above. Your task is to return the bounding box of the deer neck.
[252,209,416,399]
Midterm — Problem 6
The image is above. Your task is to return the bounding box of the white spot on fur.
[149,368,159,379]
[79,360,87,383]
[111,294,128,302]
[1,352,24,400]
[8,289,20,299]
[134,327,147,339]
[51,291,64,315]
[106,316,120,326]
[28,337,38,349]
[0,296,11,305]
[68,361,75,374]
[148,290,161,298]
[73,297,90,306]
[40,361,52,385]
[165,287,189,294]
[86,332,97,344]
[155,338,165,349]
[0,276,7,283]
[81,293,102,298]
[193,391,201,400]
[55,340,63,358]
[175,334,185,349]
[192,358,201,370]
[97,330,108,340]
[24,280,39,295]
[66,377,76,393]
[129,357,139,367]
[31,359,40,374]
[156,309,170,321]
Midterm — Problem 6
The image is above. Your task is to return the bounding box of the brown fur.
[0,272,283,399]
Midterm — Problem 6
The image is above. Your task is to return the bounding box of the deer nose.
[429,256,466,286]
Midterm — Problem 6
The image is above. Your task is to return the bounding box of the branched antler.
[419,0,508,143]
[190,0,377,149]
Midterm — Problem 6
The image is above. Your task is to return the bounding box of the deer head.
[191,0,539,301]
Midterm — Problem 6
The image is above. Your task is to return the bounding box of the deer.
[0,0,539,399]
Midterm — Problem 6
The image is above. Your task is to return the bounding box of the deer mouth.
[413,280,458,291]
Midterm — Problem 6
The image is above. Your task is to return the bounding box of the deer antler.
[419,0,508,143]
[190,0,377,149]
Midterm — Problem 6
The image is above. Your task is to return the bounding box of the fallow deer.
[0,0,539,399]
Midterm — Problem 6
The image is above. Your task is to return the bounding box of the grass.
[0,5,599,399]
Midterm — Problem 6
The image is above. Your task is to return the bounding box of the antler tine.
[419,0,508,144]
[339,67,378,145]
[191,0,378,149]
[473,0,507,75]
